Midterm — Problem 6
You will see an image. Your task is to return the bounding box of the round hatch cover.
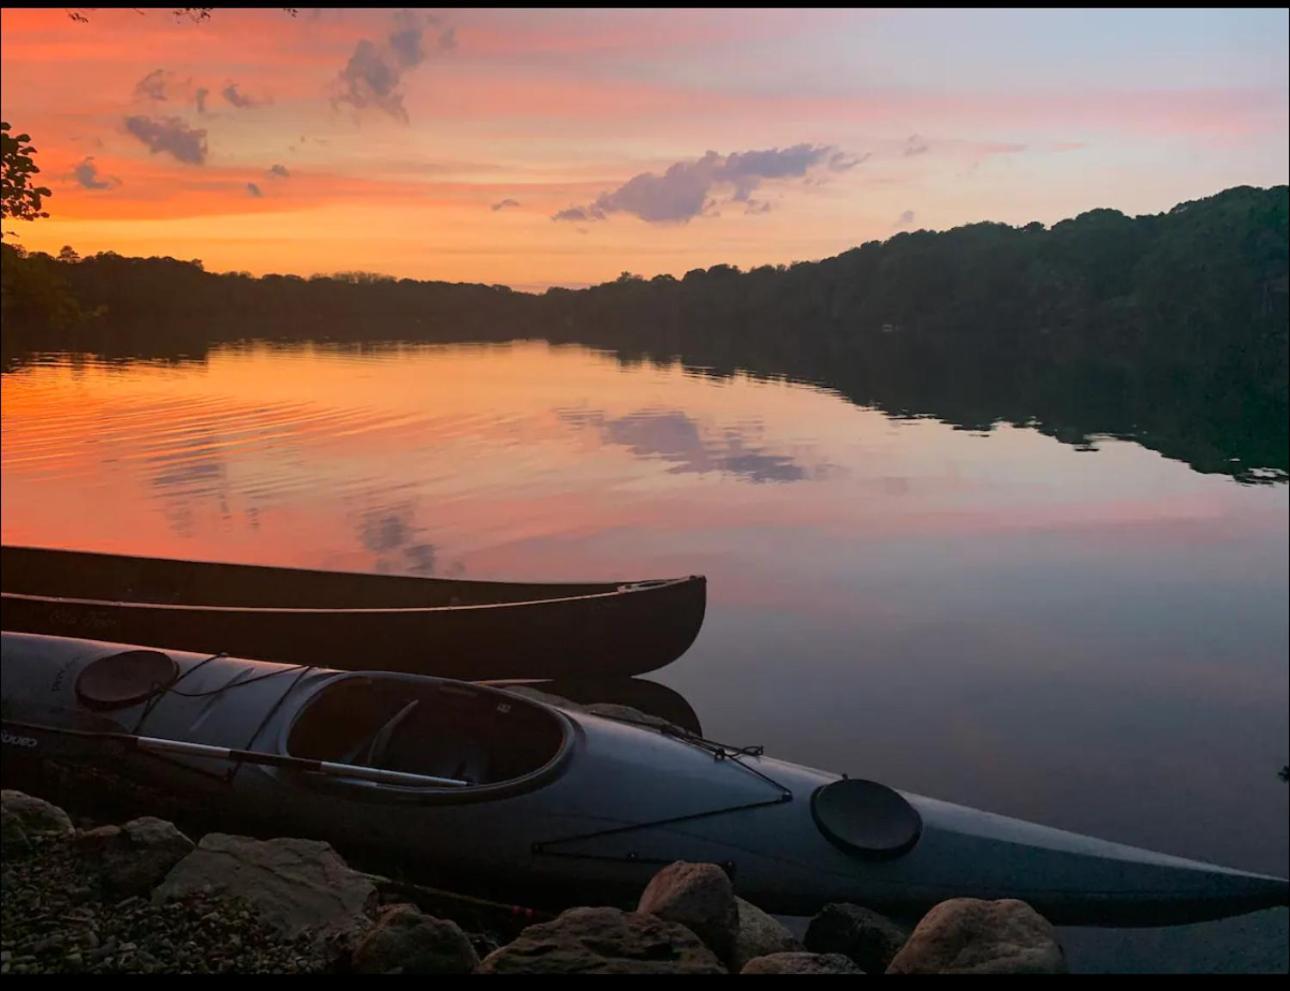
[812,778,922,859]
[75,650,178,710]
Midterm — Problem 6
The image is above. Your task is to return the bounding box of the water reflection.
[556,406,834,483]
[353,500,439,576]
[6,329,1284,485]
[2,342,1286,916]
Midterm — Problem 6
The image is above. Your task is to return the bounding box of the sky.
[1,7,1287,291]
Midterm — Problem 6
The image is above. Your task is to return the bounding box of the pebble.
[2,830,329,974]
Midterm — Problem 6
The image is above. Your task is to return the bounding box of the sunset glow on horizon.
[2,6,1287,290]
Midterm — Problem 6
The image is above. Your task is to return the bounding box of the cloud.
[895,209,916,228]
[553,205,603,222]
[123,115,208,165]
[222,82,267,109]
[333,11,455,124]
[194,87,209,114]
[268,164,290,178]
[134,68,170,102]
[552,144,857,224]
[72,157,120,190]
[246,182,263,198]
[903,134,930,156]
[829,150,869,170]
[490,198,520,211]
[389,19,427,66]
[556,407,826,483]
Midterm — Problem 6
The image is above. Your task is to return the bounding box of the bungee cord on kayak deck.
[122,649,319,784]
[532,730,792,874]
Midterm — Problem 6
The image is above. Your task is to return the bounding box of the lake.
[2,339,1286,971]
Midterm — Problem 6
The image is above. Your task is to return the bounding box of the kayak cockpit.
[286,675,572,791]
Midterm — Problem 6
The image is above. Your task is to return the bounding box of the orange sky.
[2,7,1287,289]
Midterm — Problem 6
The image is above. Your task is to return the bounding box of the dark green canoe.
[0,545,706,681]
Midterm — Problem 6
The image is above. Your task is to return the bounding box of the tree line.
[2,184,1286,483]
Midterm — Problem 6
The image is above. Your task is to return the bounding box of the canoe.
[3,632,1285,926]
[0,545,706,680]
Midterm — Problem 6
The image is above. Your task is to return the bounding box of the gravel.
[2,834,330,974]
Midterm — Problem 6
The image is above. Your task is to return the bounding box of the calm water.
[3,340,1287,971]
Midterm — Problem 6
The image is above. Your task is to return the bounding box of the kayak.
[2,632,1285,926]
[481,678,703,737]
[0,545,706,680]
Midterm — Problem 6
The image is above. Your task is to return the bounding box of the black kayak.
[3,632,1286,926]
[0,545,706,680]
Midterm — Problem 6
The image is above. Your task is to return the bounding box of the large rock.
[477,906,727,974]
[731,897,803,971]
[153,833,378,941]
[2,805,31,856]
[352,903,480,974]
[637,861,740,961]
[1,790,73,841]
[74,817,195,897]
[805,902,908,973]
[886,898,1067,974]
[740,951,864,974]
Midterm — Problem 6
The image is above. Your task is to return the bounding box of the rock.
[1,791,73,840]
[153,833,378,941]
[730,897,803,971]
[74,825,123,854]
[477,906,726,974]
[2,806,31,856]
[73,819,195,897]
[886,898,1067,974]
[805,902,908,973]
[637,861,740,961]
[351,903,480,974]
[101,818,195,897]
[740,951,864,974]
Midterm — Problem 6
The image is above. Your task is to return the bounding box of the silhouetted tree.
[1,123,52,236]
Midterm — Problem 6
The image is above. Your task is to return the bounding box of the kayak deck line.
[2,718,471,789]
[532,733,794,869]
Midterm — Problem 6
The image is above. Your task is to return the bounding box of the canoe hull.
[2,633,1286,926]
[0,546,706,680]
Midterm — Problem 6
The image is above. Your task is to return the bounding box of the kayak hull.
[0,546,706,680]
[2,632,1285,926]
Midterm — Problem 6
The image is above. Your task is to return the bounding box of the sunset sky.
[2,7,1287,290]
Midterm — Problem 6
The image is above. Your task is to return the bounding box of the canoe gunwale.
[0,575,702,616]
[1,545,703,605]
